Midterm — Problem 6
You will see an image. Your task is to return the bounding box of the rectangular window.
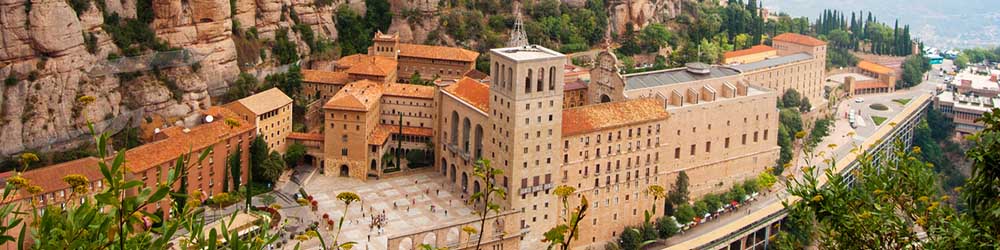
[706,141,711,153]
[341,148,348,156]
[674,147,680,159]
[742,134,747,145]
[754,132,759,142]
[725,137,731,148]
[690,144,696,155]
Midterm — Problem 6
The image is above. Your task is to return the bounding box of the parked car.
[855,97,864,103]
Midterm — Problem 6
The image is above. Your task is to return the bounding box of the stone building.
[723,45,777,64]
[225,88,293,152]
[845,60,897,95]
[729,33,827,108]
[370,31,479,83]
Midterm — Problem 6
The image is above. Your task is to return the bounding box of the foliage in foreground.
[774,108,1000,249]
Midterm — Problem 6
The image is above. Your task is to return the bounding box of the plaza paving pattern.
[288,170,478,250]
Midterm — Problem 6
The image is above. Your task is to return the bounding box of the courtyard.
[281,169,480,250]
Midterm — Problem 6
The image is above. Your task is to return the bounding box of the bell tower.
[370,31,399,60]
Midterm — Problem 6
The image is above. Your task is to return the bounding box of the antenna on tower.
[508,2,529,47]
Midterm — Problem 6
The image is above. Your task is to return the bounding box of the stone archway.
[473,180,481,195]
[600,94,611,103]
[420,232,437,247]
[461,173,469,193]
[446,228,460,245]
[398,237,413,250]
[340,165,349,177]
[371,160,377,171]
[450,165,457,183]
[441,158,448,176]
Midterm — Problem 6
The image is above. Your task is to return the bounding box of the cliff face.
[609,0,684,35]
[0,0,350,155]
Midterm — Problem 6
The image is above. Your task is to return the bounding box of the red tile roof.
[323,80,383,111]
[858,60,894,75]
[398,43,479,62]
[562,98,669,136]
[564,79,588,91]
[443,77,490,113]
[302,70,350,85]
[338,54,397,77]
[773,33,827,47]
[464,69,489,80]
[288,132,323,141]
[724,45,776,59]
[369,125,435,145]
[124,107,254,174]
[6,157,103,201]
[383,83,435,99]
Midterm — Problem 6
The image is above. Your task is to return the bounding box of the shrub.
[4,75,17,86]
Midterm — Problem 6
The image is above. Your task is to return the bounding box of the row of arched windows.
[491,63,558,94]
[448,111,484,160]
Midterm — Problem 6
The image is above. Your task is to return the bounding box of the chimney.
[991,74,997,83]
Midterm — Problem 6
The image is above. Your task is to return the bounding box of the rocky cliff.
[0,0,350,155]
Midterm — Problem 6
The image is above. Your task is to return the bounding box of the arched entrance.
[450,165,456,183]
[461,173,469,193]
[340,165,349,177]
[600,94,611,103]
[371,160,377,171]
[441,158,448,176]
[473,181,481,195]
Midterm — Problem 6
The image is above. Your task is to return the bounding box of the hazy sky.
[763,0,1000,48]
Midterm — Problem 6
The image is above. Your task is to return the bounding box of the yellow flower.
[25,185,43,194]
[19,153,39,165]
[77,95,96,106]
[941,195,950,201]
[859,211,871,219]
[916,217,926,227]
[5,175,29,189]
[811,194,824,202]
[912,146,922,154]
[63,174,89,190]
[929,202,940,211]
[918,196,930,203]
[873,189,883,195]
[827,143,838,149]
[795,131,807,139]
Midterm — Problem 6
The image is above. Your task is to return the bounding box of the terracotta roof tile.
[383,83,435,99]
[724,45,776,59]
[443,77,490,113]
[562,98,669,136]
[464,69,488,80]
[124,107,254,174]
[288,132,323,141]
[5,157,103,201]
[338,54,397,77]
[858,60,894,75]
[853,80,892,90]
[369,125,435,145]
[773,33,827,47]
[398,43,479,62]
[323,80,383,111]
[229,88,292,115]
[302,70,350,84]
[564,79,588,91]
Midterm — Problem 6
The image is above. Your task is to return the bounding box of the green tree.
[228,148,242,192]
[800,97,812,112]
[618,226,643,250]
[674,204,695,224]
[364,0,392,32]
[271,28,299,64]
[655,216,679,238]
[335,6,370,55]
[954,53,970,69]
[781,89,802,109]
[250,137,273,182]
[733,33,751,50]
[900,54,931,88]
[961,108,1000,244]
[284,142,307,166]
[666,171,690,216]
[779,108,804,134]
[827,29,850,48]
[638,23,672,53]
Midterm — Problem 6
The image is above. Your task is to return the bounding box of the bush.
[4,75,17,86]
[656,216,680,238]
[619,226,643,250]
[271,28,299,64]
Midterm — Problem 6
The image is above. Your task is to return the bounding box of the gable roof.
[337,54,398,77]
[443,77,490,113]
[773,33,827,47]
[5,157,103,201]
[323,80,384,111]
[858,60,894,75]
[398,43,479,62]
[562,98,669,136]
[302,70,350,84]
[724,45,776,59]
[231,88,293,115]
[125,107,254,174]
[383,83,435,99]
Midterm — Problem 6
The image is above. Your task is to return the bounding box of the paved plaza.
[283,169,479,250]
